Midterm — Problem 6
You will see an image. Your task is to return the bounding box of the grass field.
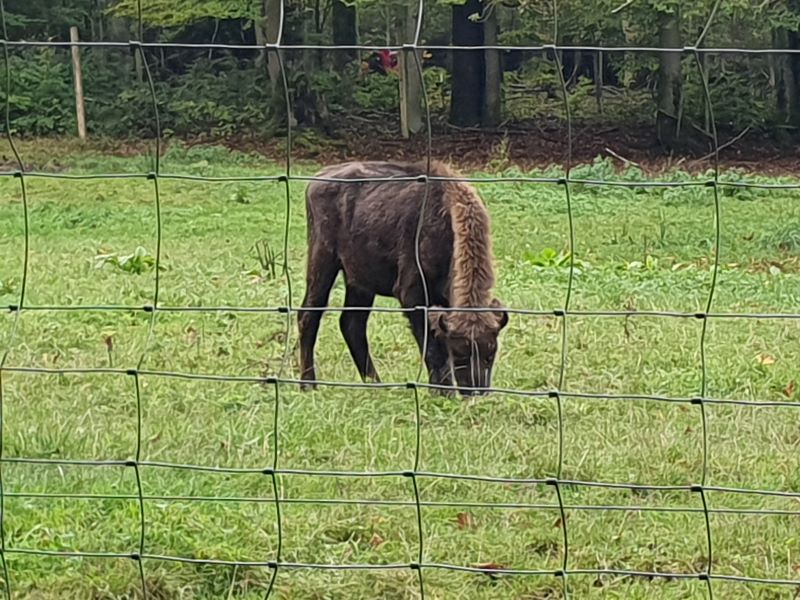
[1,140,800,599]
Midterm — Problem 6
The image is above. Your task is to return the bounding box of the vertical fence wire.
[693,1,723,596]
[0,0,21,595]
[267,1,290,593]
[551,0,573,595]
[264,379,282,599]
[129,1,165,594]
[410,1,430,594]
[275,8,294,379]
[0,0,798,597]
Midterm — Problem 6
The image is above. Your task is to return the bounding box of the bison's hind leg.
[340,284,380,383]
[298,246,341,391]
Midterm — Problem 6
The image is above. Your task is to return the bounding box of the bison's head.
[429,298,509,396]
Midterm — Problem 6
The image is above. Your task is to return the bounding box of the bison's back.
[305,161,455,301]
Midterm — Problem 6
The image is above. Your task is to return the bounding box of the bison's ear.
[428,307,449,338]
[490,297,509,331]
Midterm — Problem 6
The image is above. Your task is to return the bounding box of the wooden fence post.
[70,26,87,140]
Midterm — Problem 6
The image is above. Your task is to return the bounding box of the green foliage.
[423,66,451,112]
[229,186,252,204]
[620,253,660,274]
[158,57,274,138]
[0,48,75,136]
[93,246,159,274]
[522,246,572,269]
[0,48,279,138]
[2,0,97,39]
[0,0,799,138]
[0,277,17,296]
[353,71,399,111]
[522,247,592,274]
[109,0,260,27]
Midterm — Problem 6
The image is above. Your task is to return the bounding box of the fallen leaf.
[456,512,472,529]
[783,380,796,398]
[473,562,505,570]
[553,517,564,528]
[102,335,114,352]
[472,562,507,579]
[684,426,693,434]
[369,533,384,548]
[756,353,776,366]
[185,326,199,345]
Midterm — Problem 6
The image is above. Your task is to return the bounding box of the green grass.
[1,141,800,598]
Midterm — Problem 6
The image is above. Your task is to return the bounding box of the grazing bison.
[298,161,509,396]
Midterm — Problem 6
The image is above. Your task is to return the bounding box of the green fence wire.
[1,0,800,598]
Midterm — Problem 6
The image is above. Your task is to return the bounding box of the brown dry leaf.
[756,353,776,366]
[369,533,385,548]
[472,562,506,579]
[456,512,472,529]
[102,334,114,352]
[553,517,564,528]
[684,426,693,434]
[783,380,796,398]
[185,326,199,345]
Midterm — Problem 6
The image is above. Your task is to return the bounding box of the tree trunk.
[655,10,682,150]
[332,0,358,68]
[133,40,144,82]
[255,12,266,63]
[790,1,800,125]
[263,0,282,89]
[595,50,604,114]
[791,30,800,125]
[400,0,424,137]
[450,0,484,127]
[258,0,296,127]
[775,27,800,125]
[482,5,501,127]
[701,52,710,133]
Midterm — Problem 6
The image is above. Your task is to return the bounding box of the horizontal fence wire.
[0,0,799,597]
[2,170,800,190]
[8,305,800,320]
[3,40,800,54]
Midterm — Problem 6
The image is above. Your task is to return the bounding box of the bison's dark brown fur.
[298,160,508,396]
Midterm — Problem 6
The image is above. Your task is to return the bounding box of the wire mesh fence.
[1,0,800,597]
